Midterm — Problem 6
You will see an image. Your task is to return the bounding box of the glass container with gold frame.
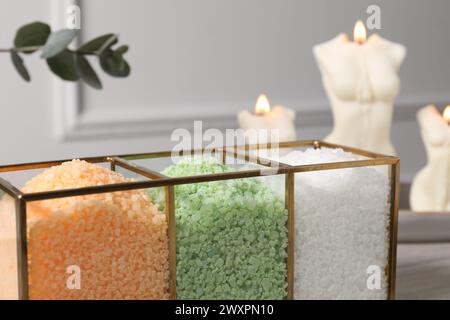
[0,140,399,300]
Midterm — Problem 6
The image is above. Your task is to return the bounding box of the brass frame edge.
[166,185,177,300]
[0,177,23,198]
[16,198,28,300]
[388,159,400,299]
[286,172,295,300]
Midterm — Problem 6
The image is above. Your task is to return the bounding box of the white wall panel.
[1,0,449,185]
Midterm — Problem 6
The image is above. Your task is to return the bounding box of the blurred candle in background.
[237,94,296,146]
[410,105,450,212]
[444,106,450,124]
[314,20,406,155]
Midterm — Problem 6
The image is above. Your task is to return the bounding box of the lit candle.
[313,20,406,155]
[444,105,450,124]
[353,19,367,45]
[410,105,450,212]
[237,94,296,145]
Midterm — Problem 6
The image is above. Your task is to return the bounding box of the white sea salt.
[268,148,391,299]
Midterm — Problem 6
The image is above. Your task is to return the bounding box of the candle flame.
[353,20,367,44]
[444,105,450,124]
[254,94,271,115]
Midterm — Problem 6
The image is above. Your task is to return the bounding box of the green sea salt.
[149,157,288,300]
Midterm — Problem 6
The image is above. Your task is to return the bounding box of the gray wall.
[1,0,449,183]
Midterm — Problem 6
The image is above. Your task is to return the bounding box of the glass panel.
[293,164,390,299]
[3,159,169,299]
[140,155,288,299]
[0,168,46,191]
[0,192,19,299]
[265,146,390,299]
[235,144,371,164]
[126,151,261,177]
[0,162,114,192]
[26,188,169,299]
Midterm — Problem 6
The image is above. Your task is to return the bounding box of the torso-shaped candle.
[314,33,406,155]
[410,105,450,212]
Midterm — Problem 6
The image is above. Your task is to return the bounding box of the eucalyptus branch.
[2,21,130,89]
[0,46,43,53]
[15,46,43,52]
[95,34,118,56]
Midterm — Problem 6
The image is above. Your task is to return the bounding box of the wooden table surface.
[396,211,450,299]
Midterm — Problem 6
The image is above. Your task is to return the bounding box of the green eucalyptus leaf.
[46,49,79,81]
[77,33,118,55]
[75,54,102,89]
[115,45,129,55]
[14,21,50,53]
[10,50,30,81]
[41,29,78,59]
[100,49,130,77]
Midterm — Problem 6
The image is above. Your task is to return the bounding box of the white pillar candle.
[410,105,450,212]
[313,20,406,155]
[238,94,296,145]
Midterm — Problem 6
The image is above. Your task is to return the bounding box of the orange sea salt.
[0,159,169,299]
